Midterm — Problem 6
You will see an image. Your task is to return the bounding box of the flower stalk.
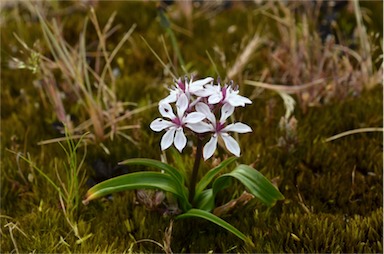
[188,137,203,204]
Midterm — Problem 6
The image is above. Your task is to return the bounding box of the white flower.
[206,84,252,107]
[150,94,207,152]
[193,102,252,160]
[160,76,214,104]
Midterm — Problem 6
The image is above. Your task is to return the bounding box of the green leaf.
[194,189,214,211]
[168,148,188,181]
[195,157,237,201]
[195,179,232,212]
[213,164,284,207]
[119,158,184,185]
[118,158,190,210]
[83,171,191,211]
[176,209,253,245]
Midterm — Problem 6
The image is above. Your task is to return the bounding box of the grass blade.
[158,9,185,71]
[140,36,176,80]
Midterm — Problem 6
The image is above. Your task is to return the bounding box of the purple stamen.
[221,85,227,100]
[178,79,185,92]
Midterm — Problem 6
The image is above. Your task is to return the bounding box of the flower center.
[172,117,183,127]
[216,121,226,132]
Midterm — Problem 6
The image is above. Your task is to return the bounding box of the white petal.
[190,77,214,88]
[220,103,234,122]
[150,118,174,132]
[183,112,206,124]
[222,122,252,133]
[225,94,252,107]
[220,133,240,157]
[186,122,214,133]
[159,103,176,119]
[174,128,187,152]
[208,93,222,105]
[176,93,188,118]
[160,92,177,104]
[192,88,215,97]
[203,135,218,160]
[195,102,216,124]
[189,97,202,108]
[239,95,252,104]
[160,128,176,150]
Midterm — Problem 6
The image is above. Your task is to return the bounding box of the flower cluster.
[150,76,252,160]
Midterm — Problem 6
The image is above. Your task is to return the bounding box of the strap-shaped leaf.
[118,158,189,210]
[213,164,284,207]
[194,189,214,211]
[176,208,253,245]
[119,158,184,184]
[194,157,237,201]
[168,148,188,181]
[83,171,191,211]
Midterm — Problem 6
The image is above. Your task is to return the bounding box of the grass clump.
[8,2,145,149]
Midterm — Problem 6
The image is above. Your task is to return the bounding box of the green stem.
[158,8,186,70]
[189,138,203,204]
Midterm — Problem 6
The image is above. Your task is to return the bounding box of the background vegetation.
[1,0,382,253]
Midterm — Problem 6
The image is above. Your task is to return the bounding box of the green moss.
[1,1,382,253]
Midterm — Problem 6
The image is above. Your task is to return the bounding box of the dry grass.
[243,1,382,111]
[10,2,151,151]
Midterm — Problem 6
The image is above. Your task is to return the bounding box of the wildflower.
[151,76,252,159]
[206,82,252,107]
[160,76,214,104]
[193,102,252,160]
[150,94,207,152]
